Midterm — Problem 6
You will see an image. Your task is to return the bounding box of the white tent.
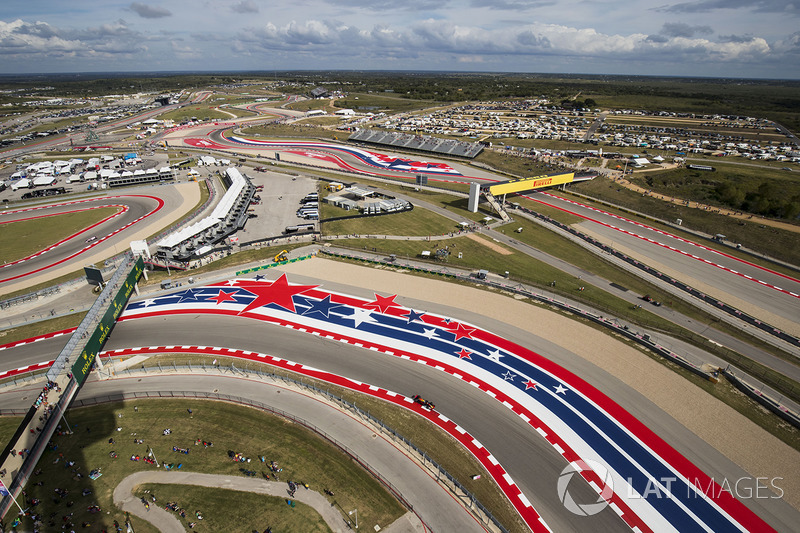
[33,175,57,187]
[11,178,32,191]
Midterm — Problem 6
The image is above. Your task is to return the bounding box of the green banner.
[235,253,314,276]
[72,257,144,385]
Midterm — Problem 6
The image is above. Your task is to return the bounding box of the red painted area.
[183,138,231,149]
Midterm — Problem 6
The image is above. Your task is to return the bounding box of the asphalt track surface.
[528,191,800,335]
[0,195,162,285]
[2,271,798,532]
[0,184,195,294]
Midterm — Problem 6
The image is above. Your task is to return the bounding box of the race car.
[85,236,98,243]
[412,395,435,410]
[641,294,662,306]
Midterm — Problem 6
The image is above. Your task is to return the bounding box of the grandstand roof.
[157,167,248,249]
[349,128,483,159]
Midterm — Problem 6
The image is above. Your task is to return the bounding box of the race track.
[168,122,800,340]
[2,263,796,532]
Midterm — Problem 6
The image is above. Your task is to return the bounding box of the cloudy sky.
[0,0,798,78]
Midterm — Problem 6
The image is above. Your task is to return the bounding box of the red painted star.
[456,349,472,360]
[207,289,238,305]
[363,293,401,314]
[235,273,319,314]
[446,322,476,341]
[524,380,538,391]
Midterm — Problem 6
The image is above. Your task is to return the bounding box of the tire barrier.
[723,369,800,429]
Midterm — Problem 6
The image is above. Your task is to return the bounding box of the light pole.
[348,509,358,529]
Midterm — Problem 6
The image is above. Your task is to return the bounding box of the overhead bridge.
[486,172,575,197]
[0,256,144,520]
[469,172,583,219]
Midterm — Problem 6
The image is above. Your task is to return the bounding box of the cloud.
[468,0,555,9]
[656,0,799,16]
[718,34,757,43]
[0,18,148,59]
[324,0,448,11]
[129,2,172,19]
[659,22,713,38]
[238,18,775,65]
[231,1,259,14]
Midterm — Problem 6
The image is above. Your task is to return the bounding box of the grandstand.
[108,167,174,188]
[349,129,484,159]
[155,167,255,261]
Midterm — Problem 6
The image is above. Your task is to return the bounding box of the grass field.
[139,353,530,533]
[332,93,437,114]
[475,149,564,178]
[137,243,310,287]
[0,400,405,533]
[285,98,334,112]
[239,123,340,140]
[321,207,460,237]
[0,206,119,264]
[134,483,331,533]
[0,312,85,346]
[157,107,232,122]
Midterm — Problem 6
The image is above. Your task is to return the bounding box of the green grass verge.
[498,216,800,370]
[328,234,800,402]
[0,312,85,346]
[0,399,404,533]
[630,162,800,223]
[474,149,565,178]
[0,180,208,302]
[138,243,310,287]
[134,483,331,533]
[0,206,119,263]
[0,268,95,302]
[332,93,437,114]
[157,107,232,122]
[321,208,460,237]
[239,123,340,141]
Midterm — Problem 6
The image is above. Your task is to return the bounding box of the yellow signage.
[488,172,574,196]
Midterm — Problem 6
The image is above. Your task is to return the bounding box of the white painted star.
[142,299,156,307]
[350,308,377,328]
[421,328,438,340]
[486,349,503,363]
[554,384,568,395]
[225,279,238,286]
[502,371,515,381]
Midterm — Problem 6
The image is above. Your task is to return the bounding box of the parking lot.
[235,169,318,244]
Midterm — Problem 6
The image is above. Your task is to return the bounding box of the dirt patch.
[465,233,512,255]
